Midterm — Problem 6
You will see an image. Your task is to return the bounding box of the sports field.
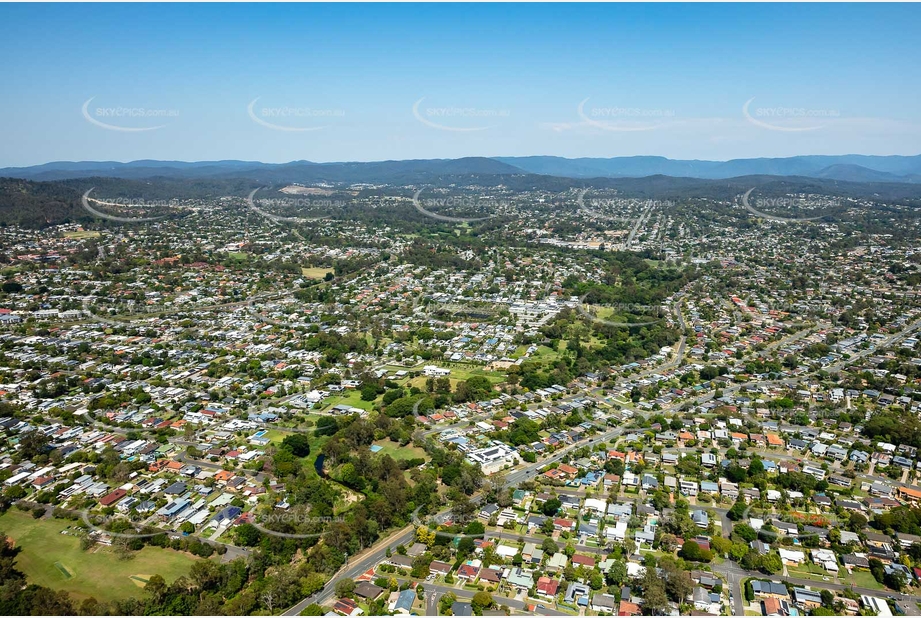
[0,509,201,602]
[62,230,101,239]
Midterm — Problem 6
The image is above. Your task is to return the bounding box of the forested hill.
[0,177,259,228]
[0,178,87,228]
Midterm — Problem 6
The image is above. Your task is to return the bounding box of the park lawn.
[0,509,200,602]
[301,267,334,279]
[371,439,427,462]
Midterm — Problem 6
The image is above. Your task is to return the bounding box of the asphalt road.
[425,589,440,616]
[283,525,416,615]
[714,561,921,609]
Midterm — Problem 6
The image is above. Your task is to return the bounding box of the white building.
[467,442,520,475]
[423,365,451,377]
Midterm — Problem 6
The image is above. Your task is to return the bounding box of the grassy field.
[371,439,427,462]
[402,367,506,394]
[786,564,837,584]
[321,389,376,411]
[301,267,334,279]
[514,344,561,362]
[62,230,101,239]
[382,362,504,384]
[262,428,291,444]
[846,569,885,590]
[0,509,201,602]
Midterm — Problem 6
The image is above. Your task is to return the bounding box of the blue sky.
[1,3,919,166]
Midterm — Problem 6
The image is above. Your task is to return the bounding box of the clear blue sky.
[1,2,919,166]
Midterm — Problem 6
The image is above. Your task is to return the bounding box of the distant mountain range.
[495,155,921,183]
[0,157,523,184]
[2,154,920,184]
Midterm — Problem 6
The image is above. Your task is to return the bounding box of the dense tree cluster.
[863,410,921,449]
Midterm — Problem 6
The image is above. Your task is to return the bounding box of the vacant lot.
[301,267,334,279]
[0,509,200,602]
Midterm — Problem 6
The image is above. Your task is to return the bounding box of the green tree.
[733,523,758,542]
[234,523,261,547]
[542,497,562,516]
[727,498,747,521]
[281,433,311,457]
[589,571,604,590]
[300,603,325,615]
[335,578,356,598]
[607,559,627,585]
[759,552,783,575]
[678,540,712,562]
[472,591,493,613]
[641,565,669,614]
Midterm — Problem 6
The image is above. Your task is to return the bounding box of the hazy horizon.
[5,152,921,170]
